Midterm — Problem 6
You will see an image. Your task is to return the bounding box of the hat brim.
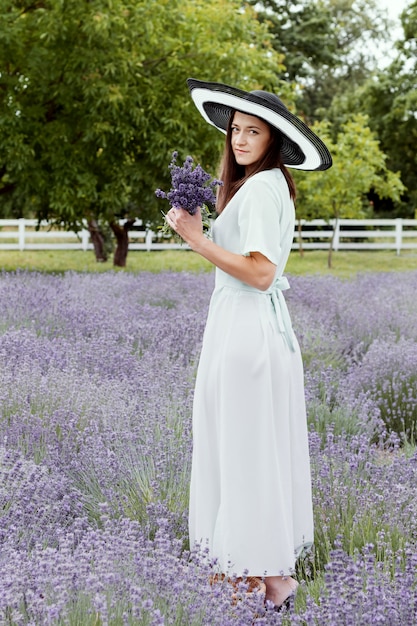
[187,78,332,171]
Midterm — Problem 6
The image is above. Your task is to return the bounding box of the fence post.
[18,218,25,251]
[146,230,153,252]
[81,229,90,251]
[333,219,340,251]
[395,218,402,256]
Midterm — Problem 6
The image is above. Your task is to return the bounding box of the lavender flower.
[1,269,417,624]
[156,151,222,214]
[155,151,222,239]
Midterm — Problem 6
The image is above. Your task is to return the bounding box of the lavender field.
[0,269,416,625]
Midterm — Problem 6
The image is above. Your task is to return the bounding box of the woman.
[166,79,332,609]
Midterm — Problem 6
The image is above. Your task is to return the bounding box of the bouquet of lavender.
[155,151,222,239]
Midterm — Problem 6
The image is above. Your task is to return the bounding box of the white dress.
[189,168,313,577]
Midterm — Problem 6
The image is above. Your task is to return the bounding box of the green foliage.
[360,73,417,216]
[250,0,391,122]
[0,0,285,228]
[249,0,337,83]
[325,2,417,218]
[294,115,405,222]
[293,115,405,266]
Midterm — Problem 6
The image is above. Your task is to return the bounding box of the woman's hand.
[166,207,205,250]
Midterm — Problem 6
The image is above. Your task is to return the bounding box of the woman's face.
[231,111,271,173]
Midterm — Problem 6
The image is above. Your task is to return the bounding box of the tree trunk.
[88,220,108,262]
[297,218,304,257]
[111,219,135,267]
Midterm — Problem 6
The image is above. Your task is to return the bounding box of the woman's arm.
[165,208,276,291]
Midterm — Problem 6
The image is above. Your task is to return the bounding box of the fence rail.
[0,218,417,254]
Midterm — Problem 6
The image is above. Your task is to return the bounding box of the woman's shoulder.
[240,168,287,198]
[251,168,283,181]
[244,168,284,189]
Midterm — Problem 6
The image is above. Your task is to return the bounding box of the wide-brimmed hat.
[187,78,332,171]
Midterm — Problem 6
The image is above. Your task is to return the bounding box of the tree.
[347,1,417,217]
[0,0,286,265]
[294,115,405,268]
[249,0,337,83]
[250,0,391,122]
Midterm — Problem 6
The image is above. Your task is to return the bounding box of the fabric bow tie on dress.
[266,276,296,352]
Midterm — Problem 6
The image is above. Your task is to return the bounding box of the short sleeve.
[238,177,282,266]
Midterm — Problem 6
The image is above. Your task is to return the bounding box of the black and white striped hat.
[187,78,332,171]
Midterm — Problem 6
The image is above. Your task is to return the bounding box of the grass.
[1,248,417,276]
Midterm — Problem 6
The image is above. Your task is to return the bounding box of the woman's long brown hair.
[216,111,296,214]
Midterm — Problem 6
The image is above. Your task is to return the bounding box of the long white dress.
[189,168,313,577]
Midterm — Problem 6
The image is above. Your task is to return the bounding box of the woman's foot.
[264,575,298,609]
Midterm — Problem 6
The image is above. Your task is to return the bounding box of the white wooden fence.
[294,218,417,254]
[0,218,417,254]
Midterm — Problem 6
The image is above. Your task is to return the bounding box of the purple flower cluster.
[287,271,417,442]
[0,268,417,624]
[155,151,222,215]
[298,543,417,625]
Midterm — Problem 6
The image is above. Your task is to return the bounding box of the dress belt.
[265,276,296,352]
